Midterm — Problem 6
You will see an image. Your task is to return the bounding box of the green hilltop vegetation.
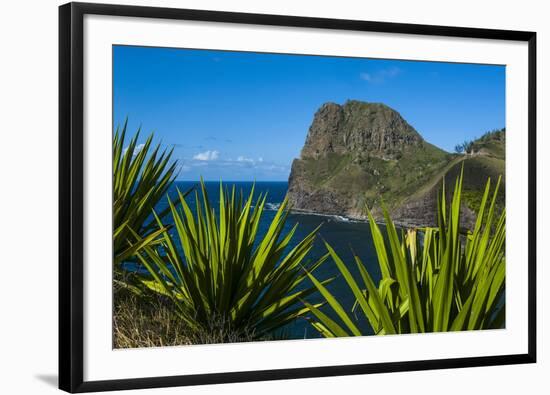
[287,101,505,228]
[455,128,505,158]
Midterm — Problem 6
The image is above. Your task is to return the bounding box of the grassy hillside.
[401,131,505,222]
[456,128,505,159]
[449,155,505,213]
[293,130,504,226]
[296,141,452,216]
[288,100,506,228]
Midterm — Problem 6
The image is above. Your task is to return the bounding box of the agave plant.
[135,180,330,339]
[113,120,181,272]
[305,170,505,336]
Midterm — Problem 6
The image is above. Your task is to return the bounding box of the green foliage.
[297,143,452,211]
[454,128,505,157]
[112,120,181,274]
[463,140,475,154]
[445,155,505,218]
[306,169,506,336]
[469,128,506,159]
[135,180,329,339]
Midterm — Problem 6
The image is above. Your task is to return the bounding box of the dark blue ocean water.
[152,181,381,339]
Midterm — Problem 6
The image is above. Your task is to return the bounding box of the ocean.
[152,181,381,339]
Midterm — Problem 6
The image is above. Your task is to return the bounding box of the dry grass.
[113,290,281,348]
[113,293,193,348]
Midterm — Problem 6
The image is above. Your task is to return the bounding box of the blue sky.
[113,45,505,181]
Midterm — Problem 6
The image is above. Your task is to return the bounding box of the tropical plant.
[113,120,181,274]
[455,140,475,154]
[304,170,505,337]
[135,180,330,339]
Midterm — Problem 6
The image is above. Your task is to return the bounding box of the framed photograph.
[59,2,537,393]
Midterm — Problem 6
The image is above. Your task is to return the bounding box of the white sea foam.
[265,202,282,211]
[288,209,367,223]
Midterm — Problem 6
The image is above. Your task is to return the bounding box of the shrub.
[112,121,183,279]
[135,180,329,339]
[305,170,505,336]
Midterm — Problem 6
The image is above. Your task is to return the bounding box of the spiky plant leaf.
[136,180,329,339]
[112,120,191,276]
[307,169,506,337]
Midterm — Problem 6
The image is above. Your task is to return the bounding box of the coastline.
[288,207,425,229]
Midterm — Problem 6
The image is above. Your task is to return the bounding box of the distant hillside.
[468,128,505,159]
[456,129,505,213]
[287,101,505,228]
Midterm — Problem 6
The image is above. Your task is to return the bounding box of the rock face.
[287,100,504,228]
[300,101,423,160]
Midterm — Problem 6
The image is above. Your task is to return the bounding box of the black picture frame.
[59,2,537,393]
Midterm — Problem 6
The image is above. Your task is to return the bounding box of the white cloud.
[193,150,219,161]
[265,164,287,172]
[183,152,288,177]
[239,157,287,172]
[359,72,372,82]
[360,67,401,83]
[235,156,266,166]
[237,155,254,163]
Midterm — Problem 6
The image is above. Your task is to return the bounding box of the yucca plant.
[113,120,181,273]
[305,170,505,337]
[135,180,330,339]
